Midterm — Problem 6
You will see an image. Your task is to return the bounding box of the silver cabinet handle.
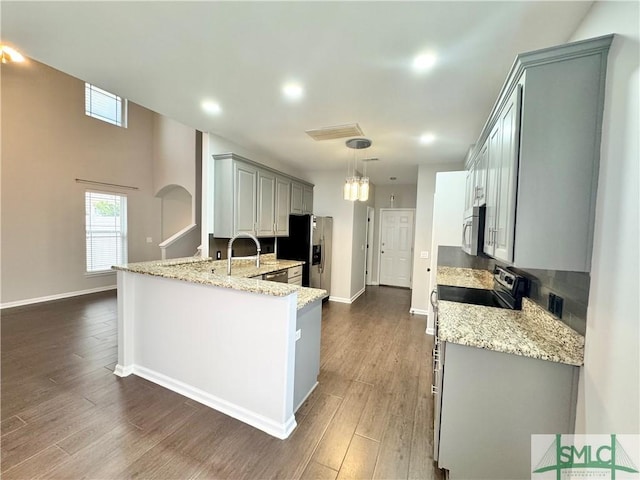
[430,289,438,308]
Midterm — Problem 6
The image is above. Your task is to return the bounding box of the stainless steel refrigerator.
[277,214,332,294]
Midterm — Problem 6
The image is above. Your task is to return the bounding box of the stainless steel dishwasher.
[263,269,288,283]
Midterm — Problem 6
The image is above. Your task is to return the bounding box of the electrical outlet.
[554,295,564,318]
[216,250,222,260]
[548,293,556,312]
[295,329,301,341]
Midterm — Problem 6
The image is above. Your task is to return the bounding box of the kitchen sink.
[437,284,510,309]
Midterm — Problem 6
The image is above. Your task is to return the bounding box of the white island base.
[114,270,322,439]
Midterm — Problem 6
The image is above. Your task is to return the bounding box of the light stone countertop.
[437,266,494,289]
[112,254,327,310]
[436,266,584,366]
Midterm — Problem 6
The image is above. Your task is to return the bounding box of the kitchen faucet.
[227,232,261,276]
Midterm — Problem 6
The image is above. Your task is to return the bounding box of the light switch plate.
[146,237,153,243]
[420,251,429,259]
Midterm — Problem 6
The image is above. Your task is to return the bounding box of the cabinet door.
[275,176,291,236]
[484,122,501,256]
[493,85,521,263]
[291,182,304,214]
[464,165,476,214]
[475,142,488,206]
[234,162,258,235]
[302,185,313,215]
[256,170,276,236]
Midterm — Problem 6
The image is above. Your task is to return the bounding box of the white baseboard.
[114,364,134,377]
[425,327,435,336]
[329,286,366,305]
[130,364,297,439]
[410,308,429,316]
[329,296,351,304]
[1,285,117,310]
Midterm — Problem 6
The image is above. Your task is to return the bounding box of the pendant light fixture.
[344,138,372,202]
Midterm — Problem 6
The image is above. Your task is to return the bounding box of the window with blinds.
[85,191,127,273]
[84,83,127,127]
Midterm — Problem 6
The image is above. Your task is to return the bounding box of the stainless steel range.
[437,266,530,310]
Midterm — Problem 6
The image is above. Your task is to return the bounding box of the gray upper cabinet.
[291,182,304,214]
[471,34,613,272]
[464,142,488,213]
[291,181,314,215]
[213,153,312,238]
[484,85,521,263]
[302,185,313,215]
[275,176,291,236]
[257,169,276,237]
[214,157,257,237]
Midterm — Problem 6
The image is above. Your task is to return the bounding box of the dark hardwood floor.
[1,286,443,479]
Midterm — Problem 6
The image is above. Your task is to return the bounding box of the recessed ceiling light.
[420,133,436,144]
[283,82,304,100]
[1,45,25,63]
[202,101,221,115]
[413,52,436,72]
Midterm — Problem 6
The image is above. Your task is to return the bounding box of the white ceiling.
[2,1,593,185]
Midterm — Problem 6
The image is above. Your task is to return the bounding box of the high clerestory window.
[85,191,128,273]
[84,83,127,127]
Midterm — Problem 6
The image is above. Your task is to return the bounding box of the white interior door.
[379,209,415,288]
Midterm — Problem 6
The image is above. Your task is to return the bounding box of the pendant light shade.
[359,177,369,202]
[344,138,372,202]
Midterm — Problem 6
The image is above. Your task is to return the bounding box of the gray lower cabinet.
[293,301,321,411]
[470,35,613,271]
[435,342,578,480]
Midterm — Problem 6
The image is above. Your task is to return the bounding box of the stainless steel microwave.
[462,206,486,256]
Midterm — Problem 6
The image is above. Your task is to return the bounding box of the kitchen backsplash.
[438,246,589,335]
[209,235,275,260]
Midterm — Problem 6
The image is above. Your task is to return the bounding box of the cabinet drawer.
[288,265,302,279]
[289,276,302,286]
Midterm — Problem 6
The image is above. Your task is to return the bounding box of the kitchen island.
[112,255,326,439]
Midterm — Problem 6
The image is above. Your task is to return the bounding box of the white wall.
[1,59,161,305]
[410,163,464,314]
[569,1,640,434]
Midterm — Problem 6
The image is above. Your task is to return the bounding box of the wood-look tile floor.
[1,287,444,479]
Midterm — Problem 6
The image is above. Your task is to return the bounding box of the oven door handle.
[430,288,438,308]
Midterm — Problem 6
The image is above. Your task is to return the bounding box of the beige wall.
[569,1,640,433]
[1,59,195,306]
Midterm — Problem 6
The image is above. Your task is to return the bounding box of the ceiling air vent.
[305,123,364,141]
